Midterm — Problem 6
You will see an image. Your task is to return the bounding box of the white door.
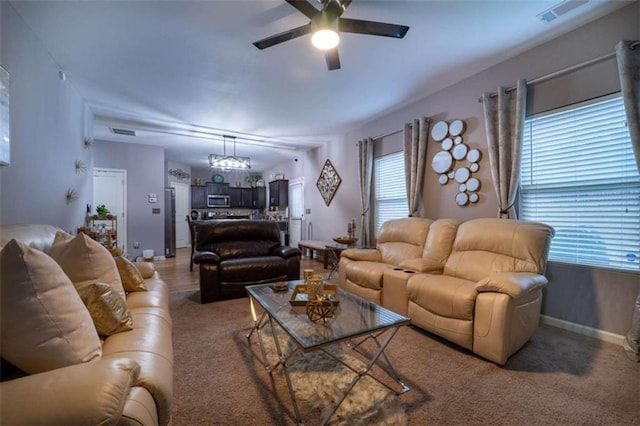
[289,177,304,248]
[171,182,190,248]
[94,168,127,252]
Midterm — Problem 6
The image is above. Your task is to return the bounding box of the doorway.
[289,177,304,248]
[93,168,127,252]
[170,181,190,248]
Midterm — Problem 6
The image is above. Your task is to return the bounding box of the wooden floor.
[153,247,331,293]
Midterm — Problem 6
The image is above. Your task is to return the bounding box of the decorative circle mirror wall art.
[430,119,482,206]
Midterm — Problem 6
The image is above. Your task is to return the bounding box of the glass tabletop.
[246,280,410,351]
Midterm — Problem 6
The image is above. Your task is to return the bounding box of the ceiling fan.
[252,0,410,71]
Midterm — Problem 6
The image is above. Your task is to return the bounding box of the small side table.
[325,243,358,280]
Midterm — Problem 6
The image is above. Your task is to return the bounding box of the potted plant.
[245,173,262,188]
[96,204,110,217]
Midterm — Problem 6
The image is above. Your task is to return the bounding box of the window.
[374,151,408,235]
[520,94,640,271]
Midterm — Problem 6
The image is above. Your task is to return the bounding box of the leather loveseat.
[339,217,554,365]
[193,220,301,303]
[0,224,173,425]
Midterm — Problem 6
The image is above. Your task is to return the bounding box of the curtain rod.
[373,128,403,141]
[477,40,639,102]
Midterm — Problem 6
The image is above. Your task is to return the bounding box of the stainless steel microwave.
[207,194,230,208]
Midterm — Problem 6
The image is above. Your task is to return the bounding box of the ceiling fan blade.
[339,17,409,39]
[324,48,341,70]
[285,0,319,19]
[253,23,312,50]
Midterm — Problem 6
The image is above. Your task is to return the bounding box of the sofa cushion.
[102,307,173,426]
[407,274,478,321]
[0,239,102,374]
[76,280,134,336]
[115,256,148,292]
[219,256,288,283]
[443,218,555,282]
[126,278,171,311]
[134,261,157,279]
[49,232,126,299]
[344,261,395,290]
[377,218,433,265]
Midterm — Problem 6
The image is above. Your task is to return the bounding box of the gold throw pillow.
[76,280,133,337]
[115,256,148,292]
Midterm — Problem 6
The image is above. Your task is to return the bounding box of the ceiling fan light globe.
[311,29,339,50]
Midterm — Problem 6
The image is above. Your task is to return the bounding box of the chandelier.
[208,135,251,169]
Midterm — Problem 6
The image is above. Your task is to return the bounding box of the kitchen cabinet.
[228,186,266,209]
[206,182,229,195]
[252,187,266,209]
[191,185,207,209]
[269,179,288,208]
[228,187,241,208]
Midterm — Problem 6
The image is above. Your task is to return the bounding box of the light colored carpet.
[170,290,640,425]
[255,323,407,425]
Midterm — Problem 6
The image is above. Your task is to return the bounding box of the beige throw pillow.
[115,256,147,292]
[76,280,134,336]
[0,239,102,374]
[49,232,126,299]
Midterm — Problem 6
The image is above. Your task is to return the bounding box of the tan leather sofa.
[0,224,173,425]
[339,218,554,365]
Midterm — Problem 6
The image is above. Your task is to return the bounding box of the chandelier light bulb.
[311,29,339,50]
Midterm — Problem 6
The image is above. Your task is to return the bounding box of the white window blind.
[375,151,408,236]
[520,94,640,271]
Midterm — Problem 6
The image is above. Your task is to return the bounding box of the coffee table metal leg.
[267,315,304,424]
[350,329,410,394]
[319,326,408,425]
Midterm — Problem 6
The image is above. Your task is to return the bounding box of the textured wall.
[94,140,165,258]
[0,2,92,232]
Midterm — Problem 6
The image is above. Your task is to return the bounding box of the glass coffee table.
[246,280,410,425]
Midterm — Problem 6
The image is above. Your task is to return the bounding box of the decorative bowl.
[333,236,358,245]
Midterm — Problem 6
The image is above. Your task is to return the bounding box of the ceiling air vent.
[537,0,589,24]
[110,128,136,136]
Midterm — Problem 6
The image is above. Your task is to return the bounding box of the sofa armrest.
[272,246,302,259]
[134,261,156,279]
[476,272,548,298]
[341,248,382,262]
[398,258,443,273]
[193,250,221,264]
[0,358,140,425]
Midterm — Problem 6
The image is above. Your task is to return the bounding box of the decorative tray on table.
[289,284,340,306]
[333,236,358,245]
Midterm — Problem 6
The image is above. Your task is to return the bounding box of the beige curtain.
[616,40,640,363]
[482,79,527,219]
[403,117,430,217]
[357,138,374,248]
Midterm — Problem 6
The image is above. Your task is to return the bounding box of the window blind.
[375,151,408,236]
[520,95,640,271]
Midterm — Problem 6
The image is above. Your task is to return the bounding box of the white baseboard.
[540,315,625,346]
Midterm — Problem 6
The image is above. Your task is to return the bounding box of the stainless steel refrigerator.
[164,187,176,258]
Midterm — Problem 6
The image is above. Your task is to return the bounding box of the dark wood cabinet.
[191,185,207,209]
[252,187,266,209]
[269,179,288,208]
[206,182,229,195]
[228,187,242,208]
[229,187,257,208]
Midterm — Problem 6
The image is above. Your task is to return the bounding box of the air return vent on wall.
[110,128,136,136]
[537,0,589,24]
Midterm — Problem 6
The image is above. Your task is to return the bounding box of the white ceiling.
[10,0,633,171]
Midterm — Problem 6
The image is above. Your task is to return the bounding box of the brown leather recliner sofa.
[0,224,173,425]
[193,220,301,303]
[339,217,554,365]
